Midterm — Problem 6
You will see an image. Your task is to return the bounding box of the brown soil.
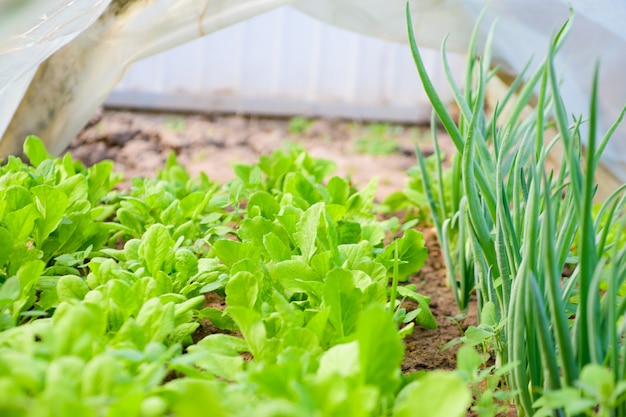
[402,226,476,373]
[69,109,457,199]
[68,108,476,401]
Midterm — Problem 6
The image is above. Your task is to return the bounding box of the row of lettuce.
[0,138,471,417]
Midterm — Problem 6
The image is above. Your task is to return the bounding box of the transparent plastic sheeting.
[1,0,625,182]
[297,0,626,181]
[0,0,111,149]
[0,0,292,157]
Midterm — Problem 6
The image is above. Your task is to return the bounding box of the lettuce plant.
[0,136,467,416]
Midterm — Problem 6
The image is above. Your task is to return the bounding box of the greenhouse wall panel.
[106,6,465,122]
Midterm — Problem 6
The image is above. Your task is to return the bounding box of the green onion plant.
[407,3,626,415]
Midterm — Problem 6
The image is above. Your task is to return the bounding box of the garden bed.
[70,109,468,375]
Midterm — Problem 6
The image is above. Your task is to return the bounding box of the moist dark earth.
[69,108,477,393]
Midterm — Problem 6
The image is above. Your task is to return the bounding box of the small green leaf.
[141,397,167,417]
[357,305,404,395]
[579,364,614,401]
[233,163,263,188]
[293,202,324,261]
[396,286,436,329]
[282,327,319,351]
[6,240,42,277]
[361,224,386,246]
[238,217,289,250]
[31,185,69,244]
[284,172,324,206]
[393,371,471,417]
[160,200,182,225]
[338,221,362,244]
[16,259,44,295]
[81,355,120,397]
[480,301,498,326]
[456,345,483,375]
[57,175,89,207]
[380,229,428,281]
[107,279,137,317]
[270,259,321,298]
[0,277,20,307]
[310,250,332,277]
[4,186,33,212]
[87,160,115,202]
[60,152,76,176]
[339,243,371,269]
[346,177,378,213]
[318,341,360,379]
[264,233,293,262]
[226,306,266,358]
[188,334,248,380]
[324,268,362,338]
[154,271,174,295]
[225,271,258,309]
[166,379,226,417]
[5,204,39,241]
[124,239,141,261]
[170,322,200,344]
[57,275,89,301]
[116,207,144,235]
[248,191,281,220]
[354,259,387,286]
[0,227,13,266]
[199,308,237,331]
[180,192,209,218]
[52,303,105,358]
[327,176,350,204]
[324,203,347,223]
[136,299,175,343]
[139,224,174,275]
[23,136,50,167]
[213,240,259,269]
[533,387,594,417]
[463,325,495,345]
[43,356,85,398]
[0,312,13,330]
[174,296,205,318]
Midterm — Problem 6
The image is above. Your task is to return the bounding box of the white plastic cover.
[1,0,625,181]
[294,0,626,181]
[0,0,291,156]
[0,0,112,151]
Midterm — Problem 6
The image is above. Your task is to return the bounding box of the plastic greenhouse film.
[0,0,291,157]
[294,0,626,182]
[2,0,625,183]
[0,0,112,152]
